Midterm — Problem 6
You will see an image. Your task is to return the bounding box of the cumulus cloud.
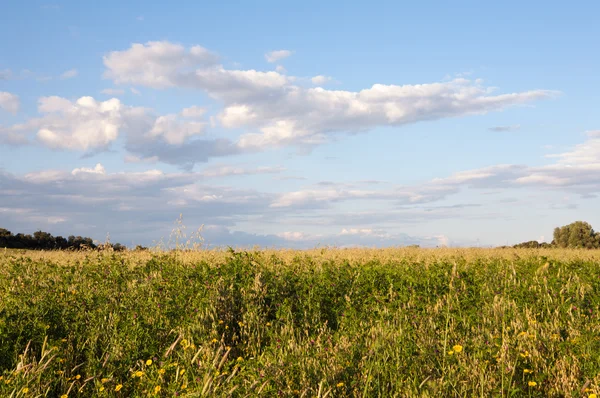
[34,96,122,150]
[265,50,292,63]
[0,91,20,114]
[60,69,78,79]
[1,94,239,167]
[311,75,331,85]
[488,124,521,132]
[103,41,219,88]
[104,41,556,151]
[71,163,106,175]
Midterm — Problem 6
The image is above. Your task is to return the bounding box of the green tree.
[553,221,600,249]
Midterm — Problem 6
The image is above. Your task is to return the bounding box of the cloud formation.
[104,41,556,151]
[60,69,78,79]
[265,50,293,63]
[0,92,20,114]
[488,125,521,132]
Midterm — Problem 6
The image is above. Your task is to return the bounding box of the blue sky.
[1,0,599,248]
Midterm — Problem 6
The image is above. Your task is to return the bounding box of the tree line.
[0,228,125,251]
[512,221,600,249]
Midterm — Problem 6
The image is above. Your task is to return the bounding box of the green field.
[1,248,600,397]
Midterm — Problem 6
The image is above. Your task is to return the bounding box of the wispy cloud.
[488,124,521,132]
[60,69,78,79]
[265,49,292,63]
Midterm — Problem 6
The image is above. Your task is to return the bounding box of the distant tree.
[0,228,114,250]
[553,221,600,249]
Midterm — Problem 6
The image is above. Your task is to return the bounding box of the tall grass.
[1,247,599,397]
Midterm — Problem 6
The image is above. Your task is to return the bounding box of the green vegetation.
[512,221,600,249]
[1,248,600,397]
[0,228,125,251]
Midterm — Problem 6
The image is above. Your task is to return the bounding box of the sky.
[1,0,599,248]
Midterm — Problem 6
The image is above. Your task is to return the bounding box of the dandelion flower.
[75,374,81,380]
[22,388,29,393]
[146,359,153,366]
[61,395,68,398]
[452,345,463,353]
[154,386,161,394]
[158,369,165,375]
[448,350,454,355]
[336,382,344,387]
[99,387,105,392]
[115,384,123,391]
[180,369,186,375]
[211,338,218,343]
[528,381,537,387]
[101,378,109,383]
[589,394,597,398]
[523,369,532,374]
[134,371,143,378]
[181,384,187,390]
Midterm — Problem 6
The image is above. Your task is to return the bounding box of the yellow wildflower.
[448,350,454,355]
[266,322,271,326]
[99,387,105,392]
[134,371,143,378]
[452,345,463,353]
[61,395,68,398]
[336,382,344,387]
[146,359,153,366]
[115,384,123,391]
[154,386,161,394]
[528,381,537,387]
[158,368,165,375]
[101,378,109,383]
[237,356,244,362]
[75,374,81,380]
[523,369,532,374]
[181,384,187,390]
[589,394,597,398]
[211,338,218,343]
[180,369,186,375]
[22,388,29,393]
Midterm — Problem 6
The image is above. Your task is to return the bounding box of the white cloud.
[200,165,284,178]
[104,42,556,151]
[101,88,125,96]
[488,124,521,132]
[147,114,205,145]
[130,88,141,95]
[277,231,312,241]
[72,163,106,175]
[180,105,206,119]
[275,65,286,73]
[35,96,123,150]
[0,69,12,80]
[1,94,238,166]
[103,41,219,88]
[60,69,78,79]
[0,91,20,114]
[311,75,331,85]
[265,50,292,63]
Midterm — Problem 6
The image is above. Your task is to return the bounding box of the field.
[1,248,600,397]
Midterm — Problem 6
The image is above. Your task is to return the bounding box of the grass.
[1,247,600,397]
